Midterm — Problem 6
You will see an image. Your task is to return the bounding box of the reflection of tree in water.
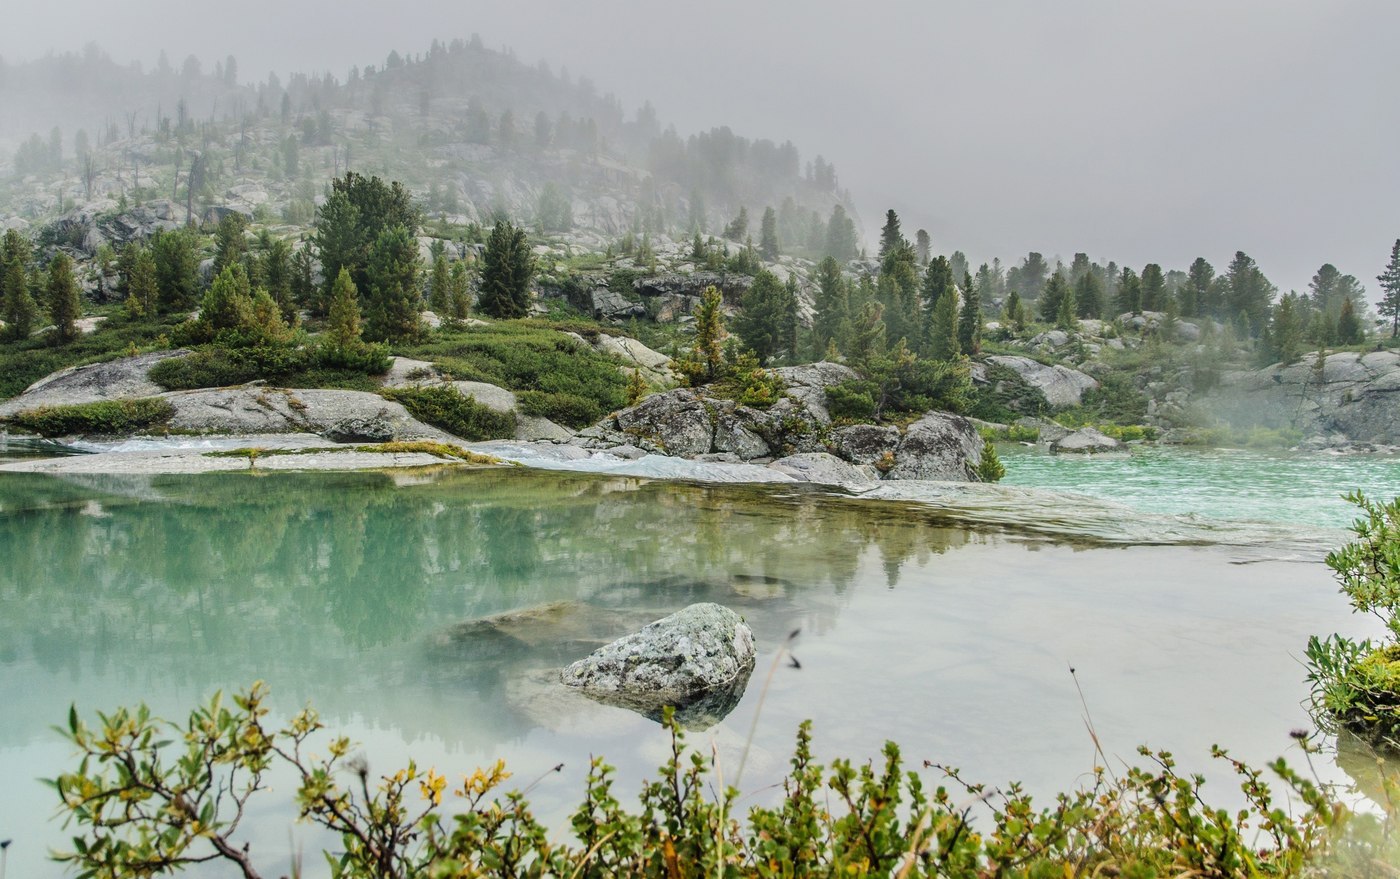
[0,467,982,749]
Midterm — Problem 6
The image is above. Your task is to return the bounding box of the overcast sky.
[4,0,1398,295]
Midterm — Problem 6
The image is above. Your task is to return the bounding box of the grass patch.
[9,397,175,437]
[0,314,187,400]
[400,323,628,423]
[381,384,516,441]
[149,345,389,391]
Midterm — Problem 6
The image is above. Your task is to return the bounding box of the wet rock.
[561,602,756,728]
[770,361,859,425]
[885,412,984,481]
[162,387,452,442]
[612,388,714,456]
[768,452,878,485]
[827,423,900,467]
[1050,427,1125,454]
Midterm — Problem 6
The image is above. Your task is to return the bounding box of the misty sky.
[4,0,1398,296]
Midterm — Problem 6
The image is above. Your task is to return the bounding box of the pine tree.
[47,252,81,343]
[325,268,364,350]
[1225,251,1276,336]
[1039,273,1069,322]
[1,248,37,342]
[448,261,472,322]
[734,270,786,364]
[212,212,249,277]
[676,286,727,386]
[1265,294,1303,365]
[364,225,422,341]
[1337,296,1364,345]
[929,288,960,362]
[878,209,903,260]
[125,246,159,317]
[1140,264,1166,312]
[1115,267,1141,315]
[150,227,201,312]
[956,271,981,354]
[478,220,535,319]
[1003,291,1026,335]
[259,237,296,323]
[429,253,451,314]
[920,256,953,353]
[914,230,931,265]
[780,273,800,360]
[811,256,847,357]
[759,207,779,261]
[1073,270,1102,318]
[1378,239,1400,338]
[824,205,858,262]
[1055,284,1077,332]
[723,207,749,242]
[1186,257,1215,317]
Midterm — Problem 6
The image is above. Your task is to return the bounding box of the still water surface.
[0,455,1394,875]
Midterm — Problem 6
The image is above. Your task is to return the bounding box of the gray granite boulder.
[561,603,756,728]
[885,412,984,480]
[1050,427,1125,454]
[768,452,879,485]
[0,350,190,416]
[613,388,715,456]
[986,355,1099,407]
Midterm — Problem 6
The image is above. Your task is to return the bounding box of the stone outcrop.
[561,603,756,727]
[983,355,1100,407]
[162,387,453,441]
[1050,427,1125,454]
[1200,350,1400,446]
[379,357,572,443]
[574,361,984,482]
[0,350,190,416]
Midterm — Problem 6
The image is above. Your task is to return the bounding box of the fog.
[3,0,1397,292]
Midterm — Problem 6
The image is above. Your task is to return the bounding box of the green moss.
[9,397,176,437]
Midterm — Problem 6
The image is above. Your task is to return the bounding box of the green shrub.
[50,683,1345,879]
[826,381,877,421]
[401,324,628,419]
[382,384,516,441]
[976,437,1006,482]
[149,345,390,391]
[0,314,186,401]
[712,351,785,408]
[517,390,602,428]
[966,361,1049,423]
[9,397,175,437]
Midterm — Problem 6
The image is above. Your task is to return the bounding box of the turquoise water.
[0,461,1386,875]
[999,444,1400,530]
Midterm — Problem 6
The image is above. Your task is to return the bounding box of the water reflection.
[0,467,971,751]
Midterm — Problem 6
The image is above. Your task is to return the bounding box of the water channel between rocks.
[0,450,1397,876]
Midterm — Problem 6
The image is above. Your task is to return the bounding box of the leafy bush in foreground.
[149,345,390,392]
[382,384,516,441]
[49,682,1343,879]
[9,397,174,437]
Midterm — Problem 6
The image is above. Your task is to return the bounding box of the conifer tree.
[1186,257,1215,317]
[259,237,296,323]
[448,261,472,322]
[1039,273,1070,322]
[125,246,159,317]
[1225,251,1276,336]
[780,273,800,360]
[956,271,981,354]
[2,250,37,342]
[429,252,451,314]
[478,220,535,319]
[1378,239,1400,338]
[325,267,364,350]
[759,207,779,261]
[1139,264,1166,312]
[1265,294,1303,365]
[150,227,201,312]
[811,256,847,357]
[824,205,858,262]
[1115,267,1141,315]
[1003,291,1026,335]
[914,230,931,265]
[1337,296,1364,345]
[723,207,749,242]
[47,252,81,343]
[1056,284,1078,332]
[1073,270,1102,319]
[878,210,903,260]
[929,288,960,362]
[211,212,249,278]
[676,286,726,386]
[364,225,422,341]
[734,270,786,364]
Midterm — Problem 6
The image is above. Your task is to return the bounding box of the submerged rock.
[561,602,756,728]
[1050,427,1125,454]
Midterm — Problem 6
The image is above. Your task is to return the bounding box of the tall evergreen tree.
[150,227,201,312]
[1017,252,1049,301]
[212,212,249,278]
[1265,293,1304,365]
[920,255,953,349]
[811,257,847,357]
[1139,264,1165,312]
[1,233,37,341]
[1224,251,1276,336]
[723,206,749,242]
[1073,270,1103,318]
[448,261,472,321]
[428,252,451,314]
[477,220,535,319]
[125,246,159,317]
[259,236,296,323]
[1115,267,1141,315]
[1055,284,1078,332]
[734,270,786,364]
[914,230,931,265]
[824,205,858,262]
[928,288,960,362]
[364,225,422,341]
[759,206,779,261]
[313,172,421,306]
[779,273,800,360]
[676,286,726,386]
[325,268,365,351]
[1038,273,1070,322]
[878,209,904,260]
[1184,257,1215,317]
[956,271,981,354]
[47,252,81,343]
[1379,240,1400,338]
[1337,296,1364,346]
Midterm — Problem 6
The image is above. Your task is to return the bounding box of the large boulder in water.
[885,412,984,480]
[612,388,715,457]
[1050,427,1125,454]
[561,602,756,728]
